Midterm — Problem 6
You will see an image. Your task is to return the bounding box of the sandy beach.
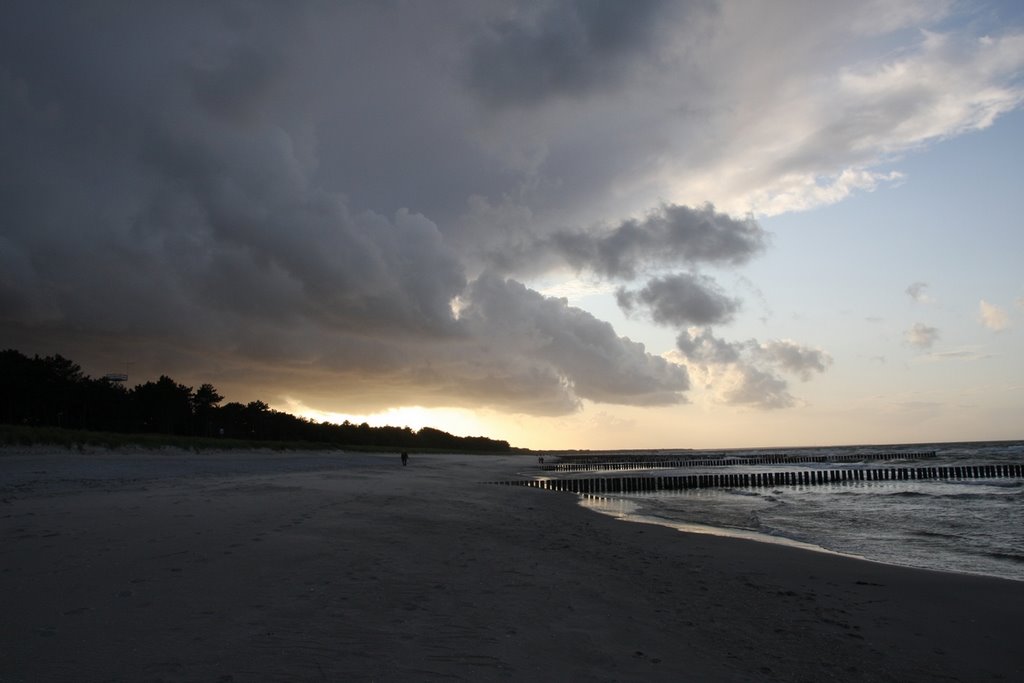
[2,449,1022,682]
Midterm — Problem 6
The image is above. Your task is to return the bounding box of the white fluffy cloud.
[674,329,831,409]
[755,340,834,382]
[905,323,941,349]
[906,282,934,304]
[654,9,1024,217]
[979,300,1009,331]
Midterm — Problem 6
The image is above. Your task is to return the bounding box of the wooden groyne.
[492,463,1023,494]
[544,451,937,473]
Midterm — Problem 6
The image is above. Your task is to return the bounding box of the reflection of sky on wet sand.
[579,495,839,556]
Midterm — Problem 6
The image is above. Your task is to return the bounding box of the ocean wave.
[985,551,1024,564]
[881,490,928,498]
[723,487,762,498]
[878,489,1021,501]
[910,529,964,540]
[977,480,1024,490]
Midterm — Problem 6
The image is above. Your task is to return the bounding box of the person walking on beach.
[401,451,408,466]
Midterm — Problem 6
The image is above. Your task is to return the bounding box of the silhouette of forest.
[0,349,512,452]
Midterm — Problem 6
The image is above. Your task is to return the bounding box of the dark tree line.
[0,349,511,452]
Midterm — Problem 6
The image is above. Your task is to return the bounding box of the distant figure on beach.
[401,451,408,466]
[538,455,544,464]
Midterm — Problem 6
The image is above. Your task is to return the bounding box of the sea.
[561,441,1024,582]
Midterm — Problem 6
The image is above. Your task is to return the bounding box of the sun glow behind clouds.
[278,397,493,439]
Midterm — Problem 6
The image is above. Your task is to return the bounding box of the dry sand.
[2,448,1022,682]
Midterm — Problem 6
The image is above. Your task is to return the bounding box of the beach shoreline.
[2,448,1022,681]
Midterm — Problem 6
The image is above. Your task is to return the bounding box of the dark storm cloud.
[489,203,767,280]
[263,273,692,417]
[557,204,766,278]
[187,35,289,127]
[460,275,690,410]
[0,1,861,422]
[464,0,677,107]
[0,1,700,417]
[617,273,740,326]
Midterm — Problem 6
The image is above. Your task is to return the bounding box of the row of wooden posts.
[544,451,937,472]
[493,463,1022,494]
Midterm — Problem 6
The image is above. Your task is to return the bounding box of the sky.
[1,1,1022,450]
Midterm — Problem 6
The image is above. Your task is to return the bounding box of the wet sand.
[2,448,1022,681]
